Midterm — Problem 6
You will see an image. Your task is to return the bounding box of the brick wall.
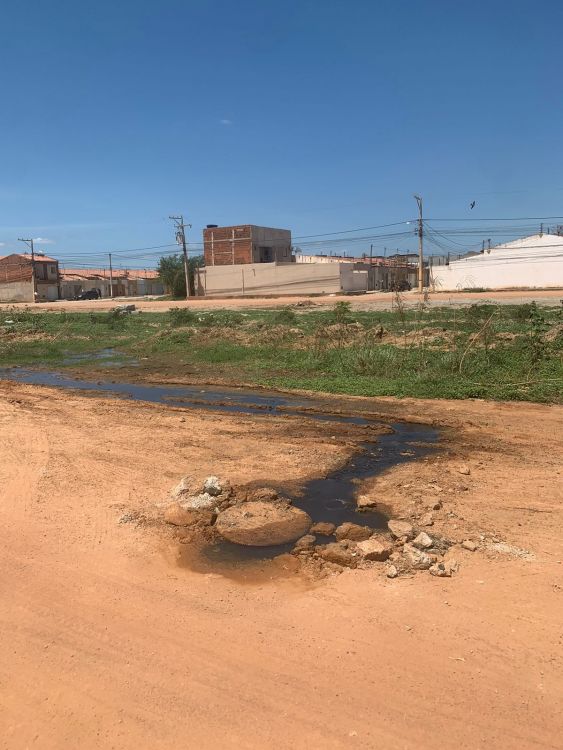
[203,225,293,266]
[203,225,253,266]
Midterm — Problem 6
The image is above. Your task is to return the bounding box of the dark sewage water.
[0,366,439,571]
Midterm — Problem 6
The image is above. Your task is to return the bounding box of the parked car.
[389,280,412,292]
[74,289,101,300]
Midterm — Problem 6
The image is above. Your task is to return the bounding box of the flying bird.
[470,201,476,209]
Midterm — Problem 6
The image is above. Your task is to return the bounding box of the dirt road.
[1,287,561,314]
[0,382,562,749]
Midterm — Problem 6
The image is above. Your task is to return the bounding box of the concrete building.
[60,268,164,299]
[200,224,419,296]
[0,253,60,302]
[296,253,420,290]
[198,260,370,297]
[203,224,293,265]
[431,233,563,291]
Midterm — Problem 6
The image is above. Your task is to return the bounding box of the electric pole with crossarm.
[169,215,191,299]
[18,237,37,301]
[414,194,424,294]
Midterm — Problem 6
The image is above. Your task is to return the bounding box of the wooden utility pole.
[18,237,37,302]
[109,253,114,298]
[414,194,424,293]
[169,215,191,299]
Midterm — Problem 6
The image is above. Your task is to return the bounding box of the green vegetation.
[156,253,204,297]
[1,301,562,403]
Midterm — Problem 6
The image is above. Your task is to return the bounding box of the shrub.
[273,307,297,324]
[169,308,196,327]
[198,311,244,327]
[331,301,353,324]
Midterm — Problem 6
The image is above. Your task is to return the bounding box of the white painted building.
[431,234,563,291]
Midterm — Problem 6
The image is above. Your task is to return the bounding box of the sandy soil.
[0,382,562,749]
[1,288,561,314]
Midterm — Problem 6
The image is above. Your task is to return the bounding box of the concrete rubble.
[161,476,464,579]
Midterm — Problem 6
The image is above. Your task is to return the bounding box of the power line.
[291,220,411,239]
[426,215,563,222]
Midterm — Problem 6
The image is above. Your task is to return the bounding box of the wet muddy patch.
[61,347,138,368]
[0,366,447,581]
[170,422,439,580]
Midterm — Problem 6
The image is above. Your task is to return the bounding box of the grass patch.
[0,303,561,402]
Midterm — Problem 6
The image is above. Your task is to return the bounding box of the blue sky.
[1,0,562,266]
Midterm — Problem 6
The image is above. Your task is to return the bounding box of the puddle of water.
[61,348,138,368]
[0,365,439,579]
[181,421,438,577]
[0,367,364,423]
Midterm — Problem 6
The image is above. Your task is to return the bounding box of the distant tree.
[157,253,204,297]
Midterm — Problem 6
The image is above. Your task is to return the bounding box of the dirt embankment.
[0,382,562,749]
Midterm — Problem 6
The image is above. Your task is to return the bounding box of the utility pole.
[18,237,36,302]
[109,253,114,298]
[413,194,424,294]
[169,215,191,299]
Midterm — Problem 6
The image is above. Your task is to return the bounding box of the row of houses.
[1,224,562,303]
[0,253,164,303]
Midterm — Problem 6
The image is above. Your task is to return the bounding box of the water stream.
[0,366,439,574]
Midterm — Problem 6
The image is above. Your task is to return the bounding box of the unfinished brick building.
[203,224,293,266]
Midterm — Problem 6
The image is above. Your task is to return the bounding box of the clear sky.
[1,0,562,266]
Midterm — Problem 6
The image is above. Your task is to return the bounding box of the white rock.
[181,492,216,510]
[462,540,478,552]
[413,532,433,550]
[429,559,459,577]
[403,544,437,570]
[170,476,191,500]
[203,476,223,496]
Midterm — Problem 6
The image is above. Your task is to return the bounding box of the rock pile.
[163,475,234,530]
[161,475,462,579]
[163,476,313,547]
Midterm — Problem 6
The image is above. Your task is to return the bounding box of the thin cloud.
[219,118,233,126]
[33,237,55,244]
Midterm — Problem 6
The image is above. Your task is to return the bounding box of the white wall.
[201,262,373,296]
[432,234,563,291]
[0,280,34,302]
[202,262,342,296]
